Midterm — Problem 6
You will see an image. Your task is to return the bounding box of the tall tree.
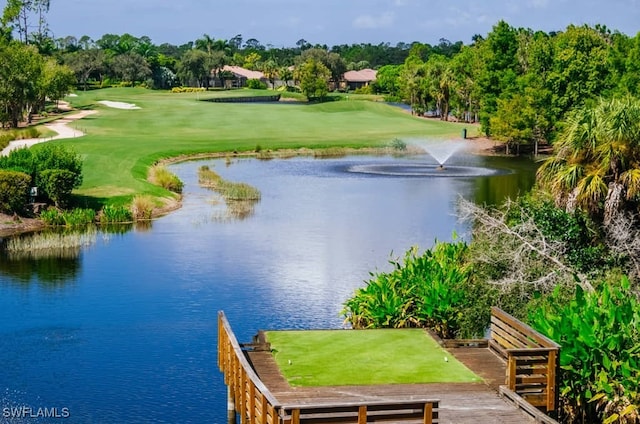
[177,49,209,88]
[111,52,151,86]
[294,58,330,101]
[0,41,43,127]
[63,48,106,90]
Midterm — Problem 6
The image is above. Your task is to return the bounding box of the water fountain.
[347,139,506,178]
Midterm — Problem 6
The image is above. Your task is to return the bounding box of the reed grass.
[131,194,155,220]
[4,227,97,259]
[312,147,348,158]
[198,165,261,201]
[149,164,184,193]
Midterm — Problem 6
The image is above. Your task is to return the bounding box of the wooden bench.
[489,307,560,413]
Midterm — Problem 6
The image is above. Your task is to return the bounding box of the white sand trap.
[98,100,141,110]
[66,93,78,97]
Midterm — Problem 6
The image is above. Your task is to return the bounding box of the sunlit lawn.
[266,329,482,386]
[60,88,471,204]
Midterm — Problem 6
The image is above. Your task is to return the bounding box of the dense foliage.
[0,145,83,210]
[530,280,640,424]
[343,241,470,339]
[0,169,31,213]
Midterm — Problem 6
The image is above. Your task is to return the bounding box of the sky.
[6,0,640,47]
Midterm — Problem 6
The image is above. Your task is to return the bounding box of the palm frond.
[621,169,640,200]
[575,172,607,211]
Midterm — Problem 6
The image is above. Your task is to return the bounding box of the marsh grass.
[312,147,348,158]
[131,194,155,220]
[198,166,261,201]
[149,165,184,193]
[198,165,260,219]
[40,208,96,227]
[100,204,133,223]
[4,227,97,259]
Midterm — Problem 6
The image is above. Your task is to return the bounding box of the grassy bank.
[267,329,481,386]
[60,88,469,206]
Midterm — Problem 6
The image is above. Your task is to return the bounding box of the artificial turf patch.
[266,328,482,386]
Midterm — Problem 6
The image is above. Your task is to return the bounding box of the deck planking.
[247,349,535,424]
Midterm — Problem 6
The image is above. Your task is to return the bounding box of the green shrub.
[354,85,374,95]
[507,195,609,272]
[100,204,133,224]
[0,170,31,213]
[343,240,470,338]
[149,165,183,193]
[62,208,96,226]
[0,147,36,176]
[39,169,77,207]
[40,208,96,227]
[171,86,205,93]
[390,138,407,151]
[40,208,65,226]
[246,79,267,89]
[530,279,640,424]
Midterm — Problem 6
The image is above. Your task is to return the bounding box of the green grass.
[266,329,482,386]
[60,87,470,204]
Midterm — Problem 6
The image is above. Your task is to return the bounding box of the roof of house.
[222,65,265,80]
[343,69,377,82]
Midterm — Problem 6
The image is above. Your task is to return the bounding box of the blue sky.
[10,0,640,46]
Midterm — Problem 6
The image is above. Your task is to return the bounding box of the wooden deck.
[247,347,536,424]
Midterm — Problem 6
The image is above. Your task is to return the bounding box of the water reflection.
[0,255,80,285]
[0,154,538,423]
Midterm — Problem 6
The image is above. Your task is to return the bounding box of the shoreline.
[0,108,504,238]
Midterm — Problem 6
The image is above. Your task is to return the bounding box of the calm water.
[0,153,536,423]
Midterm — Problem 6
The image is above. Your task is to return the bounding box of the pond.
[0,153,537,423]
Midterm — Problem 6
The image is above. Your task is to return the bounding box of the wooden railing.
[279,400,438,423]
[218,311,440,424]
[489,307,560,413]
[218,311,281,424]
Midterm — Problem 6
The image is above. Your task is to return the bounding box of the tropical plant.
[530,278,640,424]
[343,241,470,338]
[537,96,640,225]
[100,204,133,223]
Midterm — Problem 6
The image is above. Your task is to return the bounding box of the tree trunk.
[566,187,579,214]
[604,182,625,226]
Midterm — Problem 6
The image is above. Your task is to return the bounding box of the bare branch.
[457,197,592,291]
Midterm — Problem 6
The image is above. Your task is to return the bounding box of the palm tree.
[537,97,640,224]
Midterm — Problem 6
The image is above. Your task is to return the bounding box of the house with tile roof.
[341,69,377,91]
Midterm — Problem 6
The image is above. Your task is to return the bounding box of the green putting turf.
[266,329,482,386]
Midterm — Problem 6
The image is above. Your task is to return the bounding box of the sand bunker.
[98,100,141,110]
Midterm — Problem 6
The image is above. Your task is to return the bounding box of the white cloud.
[353,12,395,29]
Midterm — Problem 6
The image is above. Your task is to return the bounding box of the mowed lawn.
[266,329,482,386]
[59,88,470,204]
